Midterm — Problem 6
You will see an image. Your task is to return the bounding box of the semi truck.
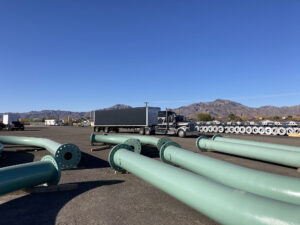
[1,114,24,131]
[93,106,198,137]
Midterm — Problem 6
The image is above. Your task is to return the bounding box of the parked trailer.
[93,106,198,137]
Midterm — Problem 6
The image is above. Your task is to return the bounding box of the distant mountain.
[0,104,132,120]
[1,100,300,120]
[173,99,300,118]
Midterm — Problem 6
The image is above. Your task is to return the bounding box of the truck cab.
[155,111,198,137]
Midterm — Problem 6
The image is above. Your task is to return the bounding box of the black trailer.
[93,107,160,133]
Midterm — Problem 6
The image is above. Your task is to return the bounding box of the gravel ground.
[0,126,300,225]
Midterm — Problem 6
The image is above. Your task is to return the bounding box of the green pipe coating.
[90,133,141,153]
[213,134,300,153]
[196,136,300,168]
[0,155,61,195]
[106,134,171,149]
[0,136,81,169]
[109,144,300,225]
[160,141,300,205]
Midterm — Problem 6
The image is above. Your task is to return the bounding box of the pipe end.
[123,139,141,154]
[159,141,181,164]
[90,133,96,146]
[196,136,208,152]
[41,155,61,186]
[157,137,172,150]
[55,144,82,170]
[212,134,222,140]
[109,144,133,173]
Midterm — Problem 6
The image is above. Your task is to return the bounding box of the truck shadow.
[0,180,124,225]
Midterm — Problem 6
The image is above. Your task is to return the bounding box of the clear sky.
[1,0,300,112]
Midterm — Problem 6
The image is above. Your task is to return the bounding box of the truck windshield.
[176,116,184,122]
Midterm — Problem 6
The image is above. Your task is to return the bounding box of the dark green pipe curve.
[0,155,61,196]
[109,144,300,225]
[160,141,300,205]
[0,136,81,169]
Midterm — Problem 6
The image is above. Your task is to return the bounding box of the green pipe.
[196,136,300,168]
[90,133,141,153]
[0,155,60,195]
[160,141,300,205]
[213,134,300,153]
[109,144,300,225]
[0,136,81,169]
[106,134,171,150]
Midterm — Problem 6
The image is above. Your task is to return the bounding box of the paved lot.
[0,126,300,225]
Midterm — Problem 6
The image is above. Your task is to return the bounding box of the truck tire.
[177,129,186,138]
[139,127,145,135]
[145,128,151,135]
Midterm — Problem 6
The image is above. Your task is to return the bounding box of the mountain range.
[1,99,300,120]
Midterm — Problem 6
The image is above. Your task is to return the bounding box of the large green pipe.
[90,133,141,153]
[0,155,60,195]
[0,136,81,169]
[160,141,300,205]
[196,136,300,168]
[213,134,300,153]
[109,144,300,225]
[106,134,171,150]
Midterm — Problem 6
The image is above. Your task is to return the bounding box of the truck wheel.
[145,128,151,135]
[177,129,186,138]
[139,127,145,135]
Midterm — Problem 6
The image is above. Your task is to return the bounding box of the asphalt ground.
[0,126,300,225]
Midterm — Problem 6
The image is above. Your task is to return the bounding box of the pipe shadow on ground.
[0,180,124,225]
[140,145,159,158]
[0,151,35,167]
[76,152,110,169]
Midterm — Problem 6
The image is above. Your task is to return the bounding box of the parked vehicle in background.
[93,106,198,137]
[1,114,24,131]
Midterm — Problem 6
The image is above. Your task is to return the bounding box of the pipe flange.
[123,139,141,154]
[159,141,181,164]
[212,134,222,140]
[157,137,172,150]
[196,136,208,152]
[41,155,61,186]
[109,144,133,173]
[90,133,96,146]
[55,143,82,170]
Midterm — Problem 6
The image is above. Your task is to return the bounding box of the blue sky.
[1,0,300,112]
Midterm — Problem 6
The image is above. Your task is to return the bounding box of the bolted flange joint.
[159,141,181,165]
[55,143,82,170]
[157,137,172,151]
[123,139,142,154]
[41,155,61,186]
[90,133,96,146]
[196,136,209,152]
[109,144,133,173]
[212,134,223,140]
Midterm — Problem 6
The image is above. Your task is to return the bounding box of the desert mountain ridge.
[1,100,300,120]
